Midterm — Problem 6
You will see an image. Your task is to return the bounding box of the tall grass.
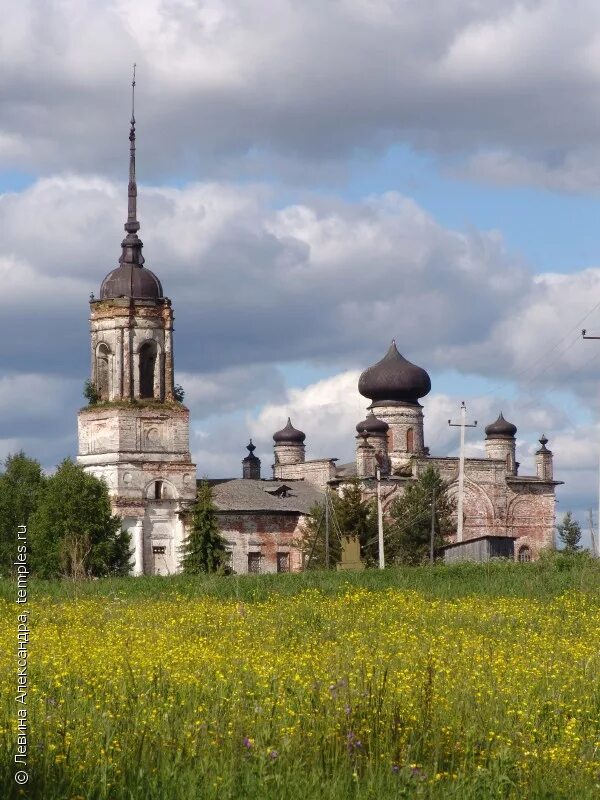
[1,554,599,799]
[1,551,598,604]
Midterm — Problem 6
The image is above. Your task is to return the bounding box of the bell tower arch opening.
[139,340,158,399]
[96,343,111,400]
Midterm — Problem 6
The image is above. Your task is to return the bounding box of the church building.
[76,98,561,574]
[270,342,562,563]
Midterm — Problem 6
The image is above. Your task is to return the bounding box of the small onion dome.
[358,341,431,405]
[356,411,389,435]
[485,412,517,440]
[100,264,163,300]
[273,417,306,444]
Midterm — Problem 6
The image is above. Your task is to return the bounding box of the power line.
[475,297,600,399]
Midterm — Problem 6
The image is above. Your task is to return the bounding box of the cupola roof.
[485,412,517,439]
[242,439,260,463]
[358,341,431,406]
[356,411,389,435]
[536,434,551,454]
[273,418,306,444]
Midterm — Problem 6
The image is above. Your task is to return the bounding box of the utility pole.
[376,464,385,569]
[448,402,478,543]
[325,487,330,569]
[582,329,600,558]
[588,508,598,558]
[429,487,436,565]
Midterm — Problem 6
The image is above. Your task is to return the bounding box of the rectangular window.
[277,552,290,573]
[247,552,261,574]
[152,546,166,555]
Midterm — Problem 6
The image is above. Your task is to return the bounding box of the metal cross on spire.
[448,401,478,543]
[131,62,136,124]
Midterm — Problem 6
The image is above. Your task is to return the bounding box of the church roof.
[101,264,163,300]
[485,412,517,439]
[273,418,306,444]
[356,411,389,434]
[242,439,260,463]
[212,479,322,514]
[358,341,431,406]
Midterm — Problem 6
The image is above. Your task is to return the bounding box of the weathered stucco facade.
[77,109,196,575]
[210,474,322,574]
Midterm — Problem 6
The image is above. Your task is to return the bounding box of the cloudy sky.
[3,0,600,544]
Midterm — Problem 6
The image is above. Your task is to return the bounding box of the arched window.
[518,545,531,563]
[139,341,158,399]
[96,343,110,400]
[406,428,414,453]
[154,480,163,500]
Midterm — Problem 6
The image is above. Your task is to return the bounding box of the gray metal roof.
[335,462,357,478]
[212,478,323,514]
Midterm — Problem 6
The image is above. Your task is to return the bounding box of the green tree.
[556,511,582,553]
[299,479,378,568]
[386,466,455,565]
[0,452,45,576]
[180,481,228,574]
[29,459,131,578]
[83,379,100,405]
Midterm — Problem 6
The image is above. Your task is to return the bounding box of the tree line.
[0,451,229,579]
[0,452,586,579]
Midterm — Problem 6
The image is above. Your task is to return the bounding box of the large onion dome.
[273,418,306,444]
[356,411,389,435]
[358,341,431,406]
[485,412,517,440]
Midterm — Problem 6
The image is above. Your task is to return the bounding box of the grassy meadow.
[1,556,600,799]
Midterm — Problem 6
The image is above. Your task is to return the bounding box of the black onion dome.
[485,412,517,440]
[358,341,431,405]
[356,411,389,434]
[273,418,305,444]
[100,264,163,300]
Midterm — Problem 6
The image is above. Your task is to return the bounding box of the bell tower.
[77,69,196,575]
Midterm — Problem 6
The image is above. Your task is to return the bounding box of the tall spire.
[119,63,144,268]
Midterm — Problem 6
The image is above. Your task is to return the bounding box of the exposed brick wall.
[341,453,557,561]
[217,512,305,574]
